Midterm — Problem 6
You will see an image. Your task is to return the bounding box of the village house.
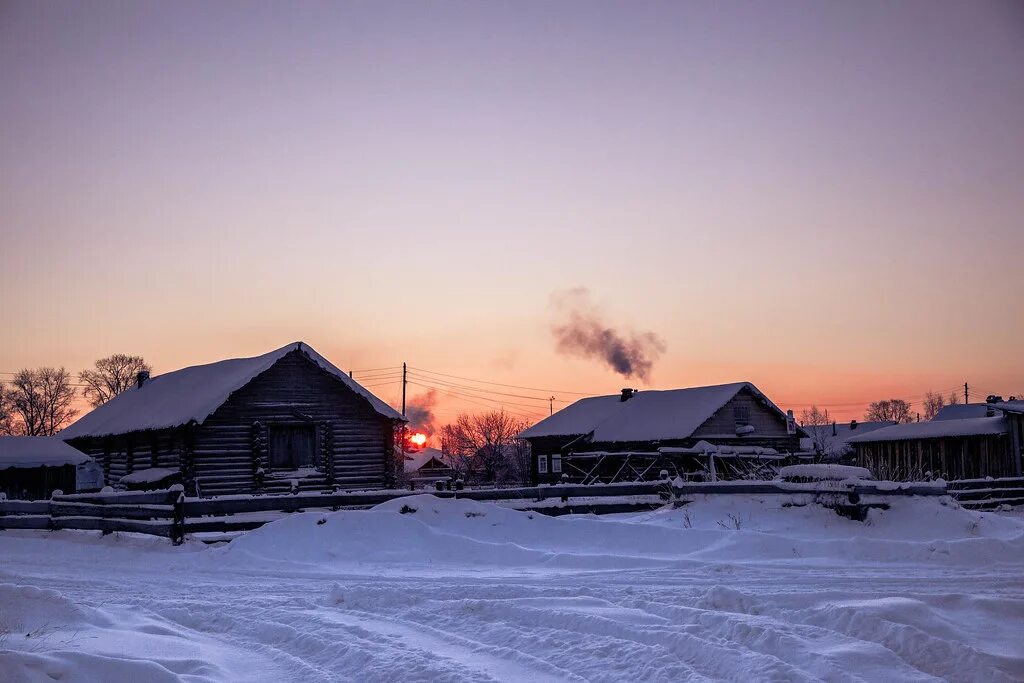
[59,342,405,496]
[0,436,103,500]
[799,420,895,460]
[847,396,1024,481]
[403,446,455,488]
[520,382,802,484]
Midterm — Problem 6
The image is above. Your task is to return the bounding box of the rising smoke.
[551,288,666,382]
[405,389,438,433]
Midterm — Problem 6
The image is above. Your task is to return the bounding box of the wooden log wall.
[189,350,395,496]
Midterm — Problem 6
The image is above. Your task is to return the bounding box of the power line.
[348,365,402,374]
[409,366,600,396]
[406,381,546,419]
[406,380,548,414]
[406,371,569,403]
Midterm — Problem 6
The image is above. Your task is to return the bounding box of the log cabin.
[520,382,802,484]
[60,342,405,496]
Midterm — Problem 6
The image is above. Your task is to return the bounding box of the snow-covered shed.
[0,436,101,499]
[799,420,894,459]
[60,342,405,496]
[847,416,1017,480]
[519,383,801,484]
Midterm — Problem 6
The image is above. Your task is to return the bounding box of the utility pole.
[964,382,969,405]
[549,396,555,416]
[402,362,407,417]
[400,362,408,475]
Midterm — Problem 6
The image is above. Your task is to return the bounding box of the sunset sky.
[2,1,1022,425]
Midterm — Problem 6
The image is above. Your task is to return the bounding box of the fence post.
[48,489,60,532]
[171,489,185,546]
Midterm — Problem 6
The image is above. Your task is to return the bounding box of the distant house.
[932,403,994,421]
[520,382,802,484]
[847,416,1017,481]
[404,447,454,484]
[60,342,405,496]
[800,420,894,459]
[0,436,102,500]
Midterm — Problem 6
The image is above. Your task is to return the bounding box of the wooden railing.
[0,479,950,545]
[948,477,1024,510]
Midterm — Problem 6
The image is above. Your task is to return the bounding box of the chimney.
[832,421,837,436]
[620,388,635,402]
[136,371,150,388]
[849,420,858,430]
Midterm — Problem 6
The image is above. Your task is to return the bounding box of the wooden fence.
[0,479,951,545]
[948,477,1024,510]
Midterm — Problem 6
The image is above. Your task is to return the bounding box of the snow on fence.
[0,479,952,545]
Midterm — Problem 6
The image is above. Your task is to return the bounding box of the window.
[551,455,562,474]
[733,405,750,427]
[269,425,317,470]
[537,454,548,474]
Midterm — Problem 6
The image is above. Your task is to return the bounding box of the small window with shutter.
[551,454,562,474]
[538,455,548,474]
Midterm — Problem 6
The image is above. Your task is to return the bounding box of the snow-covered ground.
[1,494,1022,682]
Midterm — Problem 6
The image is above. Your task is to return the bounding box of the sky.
[2,0,1023,425]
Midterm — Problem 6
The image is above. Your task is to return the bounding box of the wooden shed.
[60,342,405,496]
[848,416,1016,481]
[989,400,1024,476]
[0,436,102,500]
[519,383,802,484]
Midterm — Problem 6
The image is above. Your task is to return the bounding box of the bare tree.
[799,405,836,457]
[7,368,79,436]
[948,391,961,406]
[865,399,913,424]
[439,410,531,484]
[79,354,151,408]
[0,381,16,436]
[922,391,947,420]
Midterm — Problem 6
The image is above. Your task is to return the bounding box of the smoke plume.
[405,389,438,433]
[551,288,666,382]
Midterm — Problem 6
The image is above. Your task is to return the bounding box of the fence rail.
[948,477,1024,510]
[0,479,954,545]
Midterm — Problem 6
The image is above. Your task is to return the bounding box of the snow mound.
[219,494,1024,572]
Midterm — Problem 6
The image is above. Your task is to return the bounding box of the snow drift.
[220,494,1024,572]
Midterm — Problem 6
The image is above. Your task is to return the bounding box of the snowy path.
[2,495,1023,681]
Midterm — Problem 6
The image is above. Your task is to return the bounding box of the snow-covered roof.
[932,404,993,421]
[991,400,1024,415]
[61,342,403,439]
[799,420,894,454]
[0,437,93,470]
[404,447,448,472]
[520,382,786,443]
[846,416,1009,443]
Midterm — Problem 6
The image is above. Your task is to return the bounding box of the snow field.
[1,494,1022,682]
